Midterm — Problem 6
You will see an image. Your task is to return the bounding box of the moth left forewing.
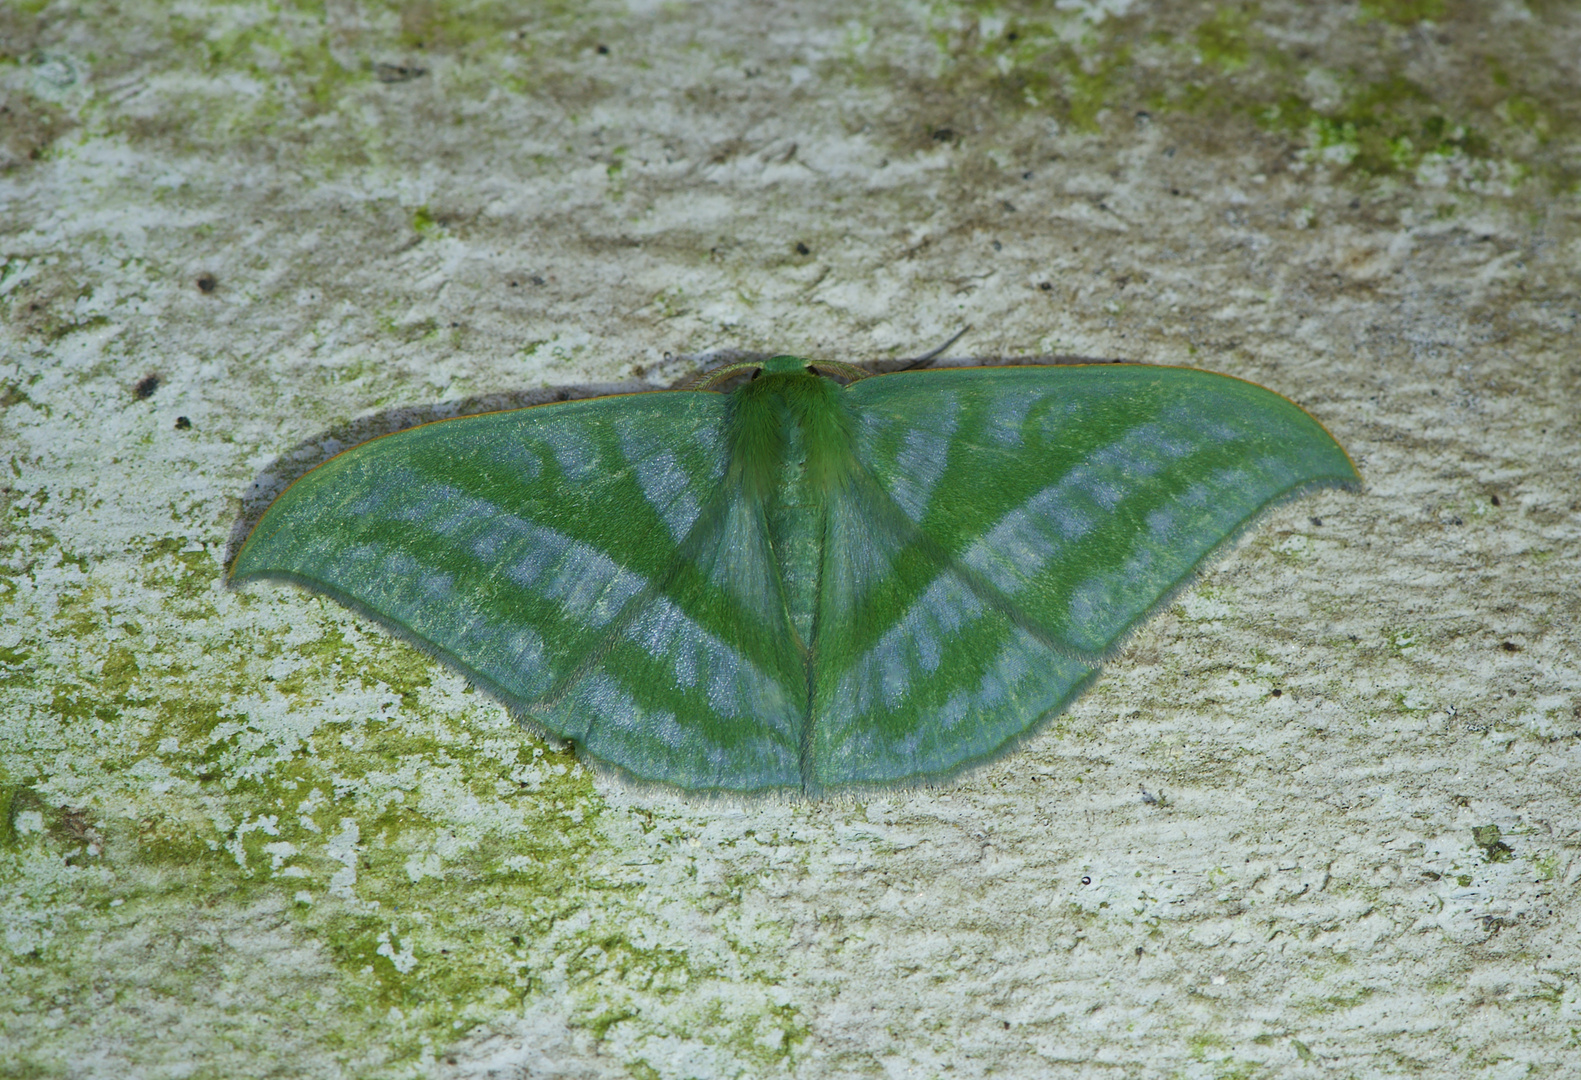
[235,390,807,791]
[555,467,811,793]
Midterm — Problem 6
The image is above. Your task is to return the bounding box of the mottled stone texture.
[2,1,1578,1077]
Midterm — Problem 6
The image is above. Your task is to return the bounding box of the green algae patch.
[0,504,615,1073]
[1256,76,1491,178]
[395,0,591,53]
[0,634,619,1072]
[1358,0,1445,26]
[1473,824,1514,864]
[909,2,1578,192]
[26,0,626,176]
[1192,4,1256,73]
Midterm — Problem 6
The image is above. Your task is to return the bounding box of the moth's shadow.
[224,350,1122,572]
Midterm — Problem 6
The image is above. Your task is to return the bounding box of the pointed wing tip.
[227,538,272,587]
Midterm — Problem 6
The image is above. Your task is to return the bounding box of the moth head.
[690,355,867,391]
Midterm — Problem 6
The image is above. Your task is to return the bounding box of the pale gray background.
[2,1,1579,1077]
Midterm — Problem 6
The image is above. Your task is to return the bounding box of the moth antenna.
[896,325,971,371]
[687,358,766,390]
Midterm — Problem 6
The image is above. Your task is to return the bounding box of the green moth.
[232,357,1357,795]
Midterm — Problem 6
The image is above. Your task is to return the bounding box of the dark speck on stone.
[795,242,810,255]
[1038,282,1053,291]
[374,62,427,83]
[134,374,160,400]
[597,44,609,55]
[196,272,216,293]
[1310,516,1322,526]
[175,416,191,430]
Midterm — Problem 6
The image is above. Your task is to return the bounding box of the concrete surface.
[2,1,1579,1077]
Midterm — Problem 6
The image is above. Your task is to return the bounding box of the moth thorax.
[728,370,856,501]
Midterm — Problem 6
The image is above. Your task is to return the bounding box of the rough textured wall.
[2,1,1579,1077]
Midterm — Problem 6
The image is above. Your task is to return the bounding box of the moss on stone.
[908,1,1578,191]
